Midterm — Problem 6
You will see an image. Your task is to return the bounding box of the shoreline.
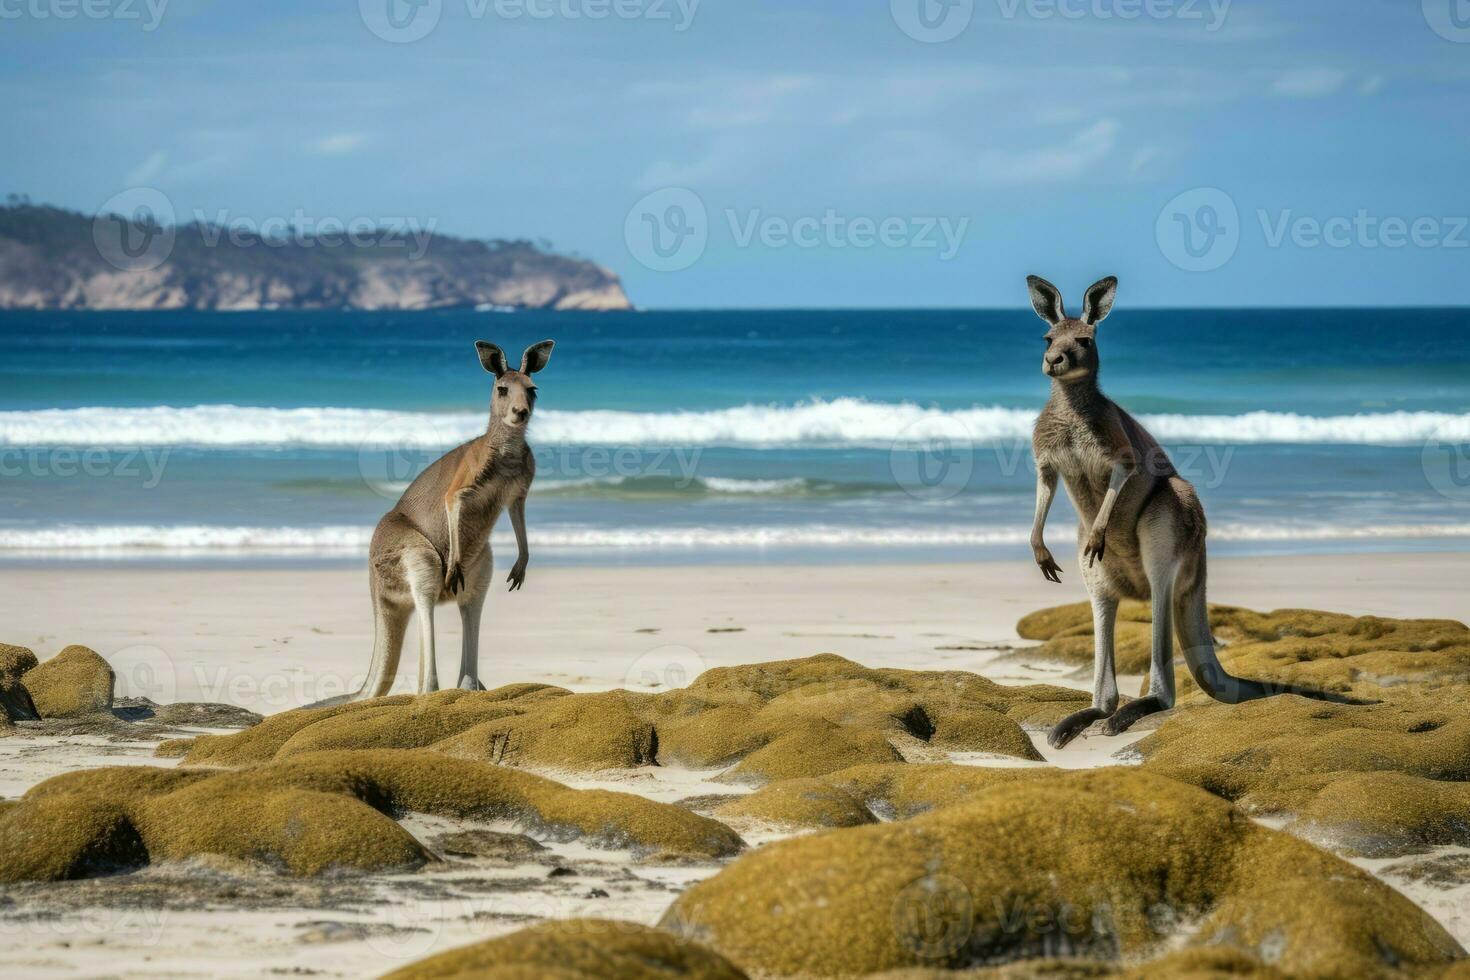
[1,551,1464,716]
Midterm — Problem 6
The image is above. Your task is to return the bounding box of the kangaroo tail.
[304,594,407,709]
[1173,571,1373,707]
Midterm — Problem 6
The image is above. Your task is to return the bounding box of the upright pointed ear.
[475,341,509,377]
[520,339,555,375]
[1026,276,1066,325]
[1082,276,1118,325]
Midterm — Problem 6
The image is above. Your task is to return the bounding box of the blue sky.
[2,0,1468,308]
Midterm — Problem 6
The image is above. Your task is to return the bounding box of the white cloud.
[125,150,169,185]
[974,119,1121,183]
[311,132,368,155]
[1359,74,1386,96]
[1272,68,1349,98]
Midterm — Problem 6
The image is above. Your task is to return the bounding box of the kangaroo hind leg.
[1103,526,1178,736]
[405,551,443,696]
[1048,592,1120,750]
[456,550,493,691]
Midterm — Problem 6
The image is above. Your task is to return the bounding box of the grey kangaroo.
[1026,276,1359,748]
[310,339,553,707]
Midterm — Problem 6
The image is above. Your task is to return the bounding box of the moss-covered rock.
[661,768,1463,978]
[0,643,40,723]
[1134,690,1470,856]
[170,654,1076,782]
[718,764,1047,830]
[1019,603,1470,704]
[21,645,115,718]
[383,919,749,980]
[0,749,743,883]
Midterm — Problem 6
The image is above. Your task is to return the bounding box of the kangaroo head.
[1027,275,1116,383]
[475,339,555,429]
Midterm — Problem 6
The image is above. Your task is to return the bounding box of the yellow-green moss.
[661,768,1462,978]
[715,777,877,830]
[174,654,1076,783]
[0,643,39,722]
[434,691,658,770]
[723,764,1048,829]
[721,718,902,785]
[1289,771,1470,857]
[21,644,114,718]
[1,748,743,883]
[383,919,749,980]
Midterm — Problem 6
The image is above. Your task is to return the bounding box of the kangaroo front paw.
[444,563,464,595]
[1082,528,1107,566]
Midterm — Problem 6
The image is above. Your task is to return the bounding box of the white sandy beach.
[2,552,1468,978]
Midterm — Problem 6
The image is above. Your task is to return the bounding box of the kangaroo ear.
[475,341,509,377]
[1027,276,1066,325]
[520,339,555,375]
[1082,276,1118,325]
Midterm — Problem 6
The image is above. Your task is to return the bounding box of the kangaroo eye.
[497,386,509,397]
[1076,337,1092,349]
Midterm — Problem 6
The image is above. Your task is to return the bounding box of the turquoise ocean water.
[1,308,1467,564]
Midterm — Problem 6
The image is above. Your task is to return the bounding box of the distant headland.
[0,197,633,312]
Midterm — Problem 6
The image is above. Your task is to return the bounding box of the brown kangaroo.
[1026,276,1361,748]
[310,339,553,707]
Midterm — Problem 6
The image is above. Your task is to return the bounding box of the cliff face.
[0,203,633,312]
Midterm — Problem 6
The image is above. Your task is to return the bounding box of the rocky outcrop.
[660,768,1464,977]
[0,202,633,312]
[168,655,1085,778]
[0,749,743,882]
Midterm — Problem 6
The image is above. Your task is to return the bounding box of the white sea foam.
[3,522,1467,556]
[1,401,1467,449]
